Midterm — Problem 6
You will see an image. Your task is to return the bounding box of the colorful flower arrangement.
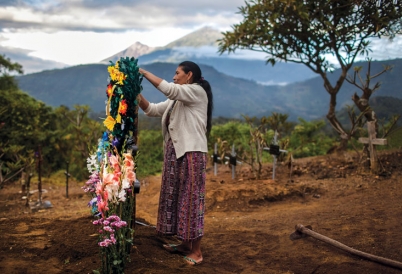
[83,57,143,274]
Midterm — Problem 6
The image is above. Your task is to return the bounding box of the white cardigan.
[143,80,208,158]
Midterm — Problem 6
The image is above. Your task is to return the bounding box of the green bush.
[135,130,164,178]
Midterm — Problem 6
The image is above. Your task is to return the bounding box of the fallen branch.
[291,224,402,270]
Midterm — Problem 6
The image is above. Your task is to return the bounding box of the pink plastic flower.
[126,170,136,183]
[109,155,120,171]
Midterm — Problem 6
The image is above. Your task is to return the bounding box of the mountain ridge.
[101,42,156,63]
[15,58,402,121]
[99,26,317,85]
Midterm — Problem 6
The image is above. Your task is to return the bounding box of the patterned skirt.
[156,139,206,241]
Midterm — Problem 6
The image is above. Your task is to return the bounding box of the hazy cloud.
[0,45,68,73]
[369,36,402,61]
[0,0,244,32]
[1,0,400,71]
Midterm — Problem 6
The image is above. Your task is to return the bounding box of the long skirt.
[156,139,206,241]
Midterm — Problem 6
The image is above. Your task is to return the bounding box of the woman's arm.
[138,94,149,111]
[139,68,163,88]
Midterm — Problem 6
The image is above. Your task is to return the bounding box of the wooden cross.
[263,130,288,180]
[358,121,387,172]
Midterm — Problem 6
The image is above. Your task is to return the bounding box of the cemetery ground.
[1,150,402,274]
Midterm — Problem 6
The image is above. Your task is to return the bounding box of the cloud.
[0,45,68,74]
[2,0,400,71]
[369,36,402,61]
[0,0,245,67]
[0,0,244,32]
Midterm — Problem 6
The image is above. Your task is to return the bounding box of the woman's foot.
[162,243,191,254]
[183,255,203,265]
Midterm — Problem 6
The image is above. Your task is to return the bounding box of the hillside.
[16,62,282,118]
[1,151,402,273]
[16,58,402,121]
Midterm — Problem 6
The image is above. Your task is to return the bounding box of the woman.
[138,61,213,266]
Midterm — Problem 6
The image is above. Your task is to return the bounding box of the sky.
[1,0,402,70]
[0,0,245,66]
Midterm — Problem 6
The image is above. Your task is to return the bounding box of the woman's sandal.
[163,244,190,255]
[163,244,179,253]
[183,256,203,266]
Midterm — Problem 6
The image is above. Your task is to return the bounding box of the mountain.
[15,62,283,119]
[102,27,222,64]
[101,42,155,63]
[163,26,223,48]
[334,96,402,127]
[102,26,317,85]
[15,58,402,121]
[3,26,315,85]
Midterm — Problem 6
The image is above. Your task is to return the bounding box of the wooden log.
[294,224,402,270]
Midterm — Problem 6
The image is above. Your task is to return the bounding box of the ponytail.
[179,61,214,137]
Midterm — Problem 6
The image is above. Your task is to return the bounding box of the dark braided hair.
[179,61,213,137]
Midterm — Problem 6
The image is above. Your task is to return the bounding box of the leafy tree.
[344,60,394,172]
[59,105,104,180]
[289,118,335,158]
[210,121,250,148]
[243,115,272,178]
[0,89,54,187]
[218,0,402,150]
[136,129,164,178]
[209,121,250,176]
[0,54,23,91]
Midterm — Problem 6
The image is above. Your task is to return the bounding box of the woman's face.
[173,66,192,85]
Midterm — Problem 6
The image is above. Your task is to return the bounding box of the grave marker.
[211,143,242,179]
[264,130,288,180]
[30,146,52,211]
[64,161,71,198]
[358,121,387,173]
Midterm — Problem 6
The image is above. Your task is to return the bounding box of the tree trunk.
[326,92,349,151]
[323,70,350,152]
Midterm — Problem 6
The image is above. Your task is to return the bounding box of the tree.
[0,54,23,91]
[218,0,402,149]
[0,88,56,187]
[346,60,398,173]
[59,105,104,180]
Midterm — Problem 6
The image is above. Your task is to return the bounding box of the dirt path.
[1,151,402,273]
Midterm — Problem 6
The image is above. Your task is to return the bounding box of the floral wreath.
[104,57,143,145]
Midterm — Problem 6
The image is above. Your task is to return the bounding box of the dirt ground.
[1,150,402,274]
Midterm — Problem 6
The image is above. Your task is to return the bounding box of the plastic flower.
[119,99,128,115]
[103,116,116,131]
[103,171,117,187]
[126,170,136,183]
[116,113,122,124]
[109,155,120,171]
[83,171,100,193]
[111,137,120,148]
[108,62,127,85]
[106,84,114,97]
[86,153,99,173]
[97,198,109,218]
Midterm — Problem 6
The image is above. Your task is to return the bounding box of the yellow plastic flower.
[108,62,126,85]
[116,113,122,124]
[103,116,116,131]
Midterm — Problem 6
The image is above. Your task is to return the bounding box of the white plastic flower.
[87,153,99,173]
